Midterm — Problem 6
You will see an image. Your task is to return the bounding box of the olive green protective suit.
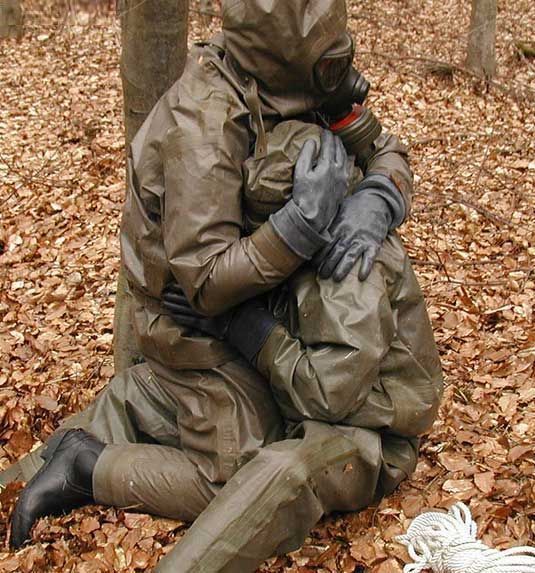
[243,121,443,438]
[152,121,442,572]
[1,1,435,571]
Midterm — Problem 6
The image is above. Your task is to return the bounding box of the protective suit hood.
[222,0,348,117]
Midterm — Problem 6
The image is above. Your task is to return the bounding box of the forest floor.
[0,0,534,571]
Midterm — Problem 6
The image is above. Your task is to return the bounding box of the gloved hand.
[162,284,278,364]
[162,283,233,339]
[315,184,399,282]
[270,130,348,260]
[292,130,348,233]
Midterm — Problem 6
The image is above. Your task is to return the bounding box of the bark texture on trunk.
[466,0,497,79]
[114,0,189,374]
[0,0,23,38]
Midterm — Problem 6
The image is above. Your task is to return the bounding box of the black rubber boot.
[10,428,105,549]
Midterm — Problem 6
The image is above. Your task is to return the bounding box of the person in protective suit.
[167,119,443,438]
[154,120,443,572]
[5,1,425,570]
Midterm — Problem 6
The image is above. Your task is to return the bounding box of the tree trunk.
[113,0,189,374]
[0,0,23,39]
[466,0,497,79]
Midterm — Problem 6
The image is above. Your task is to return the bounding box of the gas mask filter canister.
[316,34,382,157]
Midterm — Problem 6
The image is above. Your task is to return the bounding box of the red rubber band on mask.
[329,105,363,132]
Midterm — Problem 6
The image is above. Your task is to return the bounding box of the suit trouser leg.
[154,421,404,573]
[93,443,220,522]
[0,363,179,486]
[4,358,285,530]
[90,358,284,521]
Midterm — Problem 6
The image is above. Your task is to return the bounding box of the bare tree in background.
[114,0,189,373]
[0,0,23,38]
[466,0,497,79]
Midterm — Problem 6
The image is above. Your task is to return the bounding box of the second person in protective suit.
[167,119,443,437]
[156,119,443,572]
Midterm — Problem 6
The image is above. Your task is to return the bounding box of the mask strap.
[210,53,267,159]
[244,77,267,159]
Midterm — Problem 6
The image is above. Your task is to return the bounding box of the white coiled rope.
[395,502,535,573]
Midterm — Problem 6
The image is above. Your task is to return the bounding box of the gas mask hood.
[222,0,349,117]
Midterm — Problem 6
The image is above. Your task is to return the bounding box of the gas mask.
[315,33,381,159]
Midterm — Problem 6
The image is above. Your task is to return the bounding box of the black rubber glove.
[162,284,233,339]
[162,285,277,364]
[315,174,406,282]
[270,130,348,260]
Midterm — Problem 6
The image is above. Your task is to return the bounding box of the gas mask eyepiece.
[315,34,370,120]
[313,34,354,95]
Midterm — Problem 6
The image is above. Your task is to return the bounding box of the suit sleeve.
[361,130,414,220]
[161,116,303,316]
[255,267,395,424]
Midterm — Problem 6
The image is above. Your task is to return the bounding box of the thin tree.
[466,0,497,79]
[114,0,189,372]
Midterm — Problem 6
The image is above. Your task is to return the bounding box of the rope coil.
[395,502,535,573]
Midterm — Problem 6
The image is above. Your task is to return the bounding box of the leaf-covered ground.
[0,0,533,571]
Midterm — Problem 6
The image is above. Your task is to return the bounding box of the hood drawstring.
[208,48,267,160]
[243,76,267,159]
